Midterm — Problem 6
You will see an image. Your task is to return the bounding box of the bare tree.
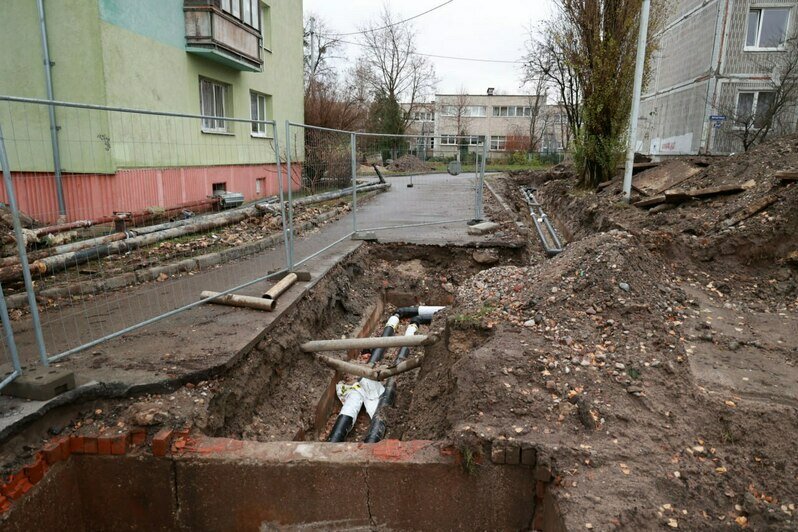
[522,78,548,152]
[439,88,472,137]
[358,5,437,134]
[719,36,798,152]
[304,14,340,89]
[523,18,582,139]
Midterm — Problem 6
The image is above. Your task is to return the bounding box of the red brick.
[59,437,72,460]
[111,433,128,455]
[83,436,98,454]
[152,428,174,457]
[23,455,47,484]
[0,495,10,513]
[536,480,547,499]
[130,428,146,447]
[42,441,63,465]
[2,473,33,500]
[97,436,113,455]
[69,436,84,454]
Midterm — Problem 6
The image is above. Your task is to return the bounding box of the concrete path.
[0,173,487,435]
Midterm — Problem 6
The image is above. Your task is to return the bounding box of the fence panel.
[283,122,359,269]
[0,96,291,364]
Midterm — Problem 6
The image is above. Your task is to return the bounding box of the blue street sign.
[709,115,727,121]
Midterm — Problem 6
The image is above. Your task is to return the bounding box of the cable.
[334,38,524,64]
[321,0,455,37]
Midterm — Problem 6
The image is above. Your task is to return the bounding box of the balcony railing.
[184,1,263,72]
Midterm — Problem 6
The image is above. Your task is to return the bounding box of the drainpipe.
[36,0,67,219]
[327,315,400,442]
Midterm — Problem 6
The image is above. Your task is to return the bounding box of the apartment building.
[405,91,570,160]
[637,0,796,155]
[0,0,303,222]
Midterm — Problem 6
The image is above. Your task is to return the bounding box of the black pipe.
[363,317,424,443]
[328,315,399,442]
[368,315,399,364]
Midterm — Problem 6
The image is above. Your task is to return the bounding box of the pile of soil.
[387,155,434,173]
[444,137,797,530]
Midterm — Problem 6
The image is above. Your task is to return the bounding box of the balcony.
[184,1,263,72]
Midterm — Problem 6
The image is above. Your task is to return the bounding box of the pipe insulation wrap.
[395,306,446,319]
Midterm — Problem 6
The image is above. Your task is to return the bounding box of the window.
[250,91,271,136]
[746,8,790,49]
[493,106,532,117]
[440,105,486,117]
[200,78,231,133]
[213,182,227,194]
[461,135,485,145]
[413,111,434,121]
[490,136,507,151]
[256,177,265,195]
[736,91,776,128]
[262,3,271,49]
[220,0,261,31]
[440,135,458,145]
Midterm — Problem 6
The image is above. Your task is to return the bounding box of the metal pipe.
[32,220,93,238]
[394,306,446,320]
[364,318,426,444]
[327,315,399,442]
[302,333,435,354]
[351,132,358,233]
[35,0,66,218]
[273,127,291,272]
[262,272,297,301]
[521,187,563,255]
[284,120,295,269]
[623,0,652,200]
[0,125,49,366]
[200,291,276,311]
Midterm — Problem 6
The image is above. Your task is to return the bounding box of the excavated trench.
[3,243,561,531]
[203,243,517,444]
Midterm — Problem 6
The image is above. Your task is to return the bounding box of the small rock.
[523,320,535,327]
[545,380,557,391]
[619,282,631,292]
[615,363,626,370]
[626,385,644,394]
[472,249,500,265]
[728,340,741,351]
[585,307,596,315]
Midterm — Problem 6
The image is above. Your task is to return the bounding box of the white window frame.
[440,135,458,145]
[735,90,776,129]
[413,111,434,121]
[200,78,231,134]
[220,0,261,31]
[490,136,507,151]
[250,91,270,137]
[745,7,791,51]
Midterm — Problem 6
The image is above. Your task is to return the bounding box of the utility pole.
[622,0,652,201]
[309,16,316,79]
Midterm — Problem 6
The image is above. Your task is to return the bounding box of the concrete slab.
[467,221,500,235]
[2,366,75,401]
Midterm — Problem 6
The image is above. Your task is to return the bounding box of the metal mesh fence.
[352,132,486,234]
[0,96,290,367]
[0,103,487,382]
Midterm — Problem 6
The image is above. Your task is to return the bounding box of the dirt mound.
[387,155,433,173]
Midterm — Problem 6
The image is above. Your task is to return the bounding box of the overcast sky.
[303,0,556,96]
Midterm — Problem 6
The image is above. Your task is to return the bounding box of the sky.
[303,0,556,96]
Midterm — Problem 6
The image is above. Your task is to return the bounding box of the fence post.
[284,120,295,269]
[0,282,22,380]
[351,132,358,234]
[475,140,487,221]
[272,122,291,271]
[0,124,49,366]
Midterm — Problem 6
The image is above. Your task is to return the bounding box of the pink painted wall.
[0,164,301,223]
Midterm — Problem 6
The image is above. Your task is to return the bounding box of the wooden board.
[633,160,702,196]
